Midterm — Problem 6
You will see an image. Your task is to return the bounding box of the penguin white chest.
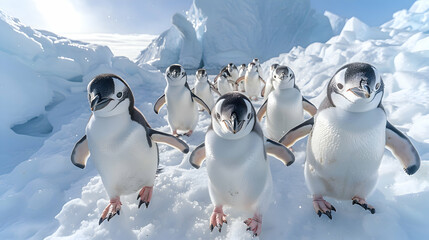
[245,73,260,97]
[165,86,198,130]
[86,115,158,197]
[218,78,232,95]
[266,88,304,140]
[205,131,269,208]
[195,82,214,110]
[307,108,386,198]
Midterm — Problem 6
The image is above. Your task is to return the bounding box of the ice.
[137,0,334,69]
[2,0,429,239]
[172,13,202,69]
[324,11,346,35]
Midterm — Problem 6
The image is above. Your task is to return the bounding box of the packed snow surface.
[2,0,429,239]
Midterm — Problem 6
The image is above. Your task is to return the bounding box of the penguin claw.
[352,196,376,214]
[99,198,121,225]
[137,186,153,209]
[244,214,262,237]
[210,206,227,234]
[313,196,335,219]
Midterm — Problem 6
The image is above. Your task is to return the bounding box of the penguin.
[71,74,190,224]
[279,63,421,219]
[189,92,295,236]
[214,64,238,91]
[236,62,266,101]
[252,58,263,77]
[216,70,234,95]
[257,66,317,141]
[154,64,211,137]
[262,63,279,100]
[227,63,239,90]
[237,64,247,92]
[193,68,220,112]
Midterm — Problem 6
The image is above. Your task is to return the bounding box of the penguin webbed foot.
[313,196,336,220]
[99,197,122,225]
[210,206,227,233]
[352,196,375,214]
[184,130,193,137]
[137,186,153,209]
[244,213,262,237]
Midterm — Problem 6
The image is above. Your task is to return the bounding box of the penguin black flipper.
[71,135,90,169]
[191,92,212,114]
[149,129,189,154]
[385,121,421,175]
[280,117,314,148]
[189,142,206,169]
[265,139,295,166]
[302,97,317,116]
[256,99,268,121]
[154,94,166,114]
[236,76,245,84]
[208,81,221,95]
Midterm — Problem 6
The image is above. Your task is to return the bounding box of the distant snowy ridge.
[0,9,162,173]
[137,0,334,69]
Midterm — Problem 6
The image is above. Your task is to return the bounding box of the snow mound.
[137,0,334,69]
[0,10,163,173]
[382,0,429,32]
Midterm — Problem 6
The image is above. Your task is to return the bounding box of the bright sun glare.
[34,0,84,34]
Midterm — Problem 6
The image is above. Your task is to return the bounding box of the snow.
[137,0,334,69]
[2,0,429,239]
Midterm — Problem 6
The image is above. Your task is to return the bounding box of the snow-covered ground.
[1,0,429,239]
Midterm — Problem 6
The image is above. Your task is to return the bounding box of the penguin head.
[220,69,231,81]
[227,63,237,72]
[272,66,295,89]
[328,62,384,112]
[87,74,133,117]
[270,63,279,72]
[196,69,207,82]
[212,92,256,140]
[165,64,187,86]
[253,58,259,64]
[239,64,246,70]
[247,62,258,73]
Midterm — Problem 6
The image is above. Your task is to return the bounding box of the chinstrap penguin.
[257,65,317,141]
[154,64,211,136]
[280,63,421,219]
[71,74,190,224]
[189,92,294,236]
[236,62,266,101]
[193,68,220,112]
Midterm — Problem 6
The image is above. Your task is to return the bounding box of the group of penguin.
[71,60,421,237]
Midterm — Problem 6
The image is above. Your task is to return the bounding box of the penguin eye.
[337,83,344,90]
[216,113,221,119]
[375,83,380,90]
[116,92,122,98]
[289,73,293,78]
[247,113,251,119]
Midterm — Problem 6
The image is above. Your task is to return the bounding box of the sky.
[0,0,417,36]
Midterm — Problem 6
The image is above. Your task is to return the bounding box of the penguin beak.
[90,94,112,111]
[349,86,371,99]
[223,113,244,134]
